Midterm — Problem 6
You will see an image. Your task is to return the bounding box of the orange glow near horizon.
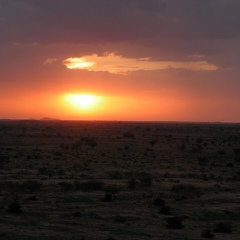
[1,89,238,122]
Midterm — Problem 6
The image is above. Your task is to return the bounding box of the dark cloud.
[0,0,165,44]
[1,0,240,45]
[166,0,240,40]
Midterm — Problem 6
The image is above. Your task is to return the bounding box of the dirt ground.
[0,120,240,239]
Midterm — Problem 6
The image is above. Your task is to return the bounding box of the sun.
[64,93,101,109]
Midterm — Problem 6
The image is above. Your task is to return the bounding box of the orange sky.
[1,1,240,122]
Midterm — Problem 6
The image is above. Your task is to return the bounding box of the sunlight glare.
[64,94,101,109]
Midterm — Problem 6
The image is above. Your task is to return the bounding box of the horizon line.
[0,118,239,125]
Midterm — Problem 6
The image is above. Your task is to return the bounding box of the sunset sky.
[1,0,240,122]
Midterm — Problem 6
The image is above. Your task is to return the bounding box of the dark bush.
[108,171,122,179]
[86,139,97,148]
[104,185,121,195]
[234,148,240,155]
[201,229,214,238]
[20,180,42,193]
[24,195,38,201]
[1,181,19,192]
[114,215,126,223]
[149,139,158,146]
[159,205,171,215]
[103,193,113,202]
[58,182,72,192]
[197,156,209,166]
[73,211,82,217]
[81,137,97,148]
[79,180,105,191]
[127,178,136,190]
[38,167,53,176]
[166,217,184,229]
[139,172,153,187]
[226,162,234,168]
[153,197,165,207]
[7,200,22,214]
[172,184,202,199]
[213,222,232,233]
[122,132,135,140]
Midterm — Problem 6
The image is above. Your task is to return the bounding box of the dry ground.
[0,120,240,239]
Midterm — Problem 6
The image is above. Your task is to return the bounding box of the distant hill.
[40,117,60,121]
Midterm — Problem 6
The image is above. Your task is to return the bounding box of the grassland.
[0,120,240,239]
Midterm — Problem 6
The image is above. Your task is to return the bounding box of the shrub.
[103,193,113,202]
[58,182,72,192]
[234,148,240,155]
[38,167,53,176]
[24,195,38,201]
[149,139,158,146]
[73,211,82,217]
[172,184,202,200]
[1,181,19,192]
[104,185,121,195]
[153,197,165,207]
[213,222,232,233]
[122,132,135,140]
[7,200,22,214]
[20,180,42,193]
[139,172,153,187]
[81,137,97,148]
[166,217,184,229]
[201,229,214,238]
[226,162,234,168]
[159,205,171,215]
[114,215,126,223]
[127,178,136,190]
[108,171,122,180]
[79,180,105,191]
[86,139,97,148]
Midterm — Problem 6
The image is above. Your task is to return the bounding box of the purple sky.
[0,0,240,122]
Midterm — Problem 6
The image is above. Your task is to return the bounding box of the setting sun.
[64,94,101,109]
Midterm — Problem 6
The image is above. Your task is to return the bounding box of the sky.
[0,0,240,122]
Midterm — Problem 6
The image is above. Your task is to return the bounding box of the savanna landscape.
[0,120,240,240]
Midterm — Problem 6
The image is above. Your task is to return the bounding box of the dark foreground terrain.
[0,120,240,240]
